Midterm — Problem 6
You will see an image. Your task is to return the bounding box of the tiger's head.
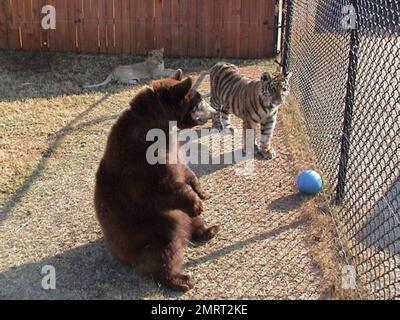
[260,71,292,108]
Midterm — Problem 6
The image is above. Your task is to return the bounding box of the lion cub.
[81,48,175,89]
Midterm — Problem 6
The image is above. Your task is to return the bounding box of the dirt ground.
[0,51,338,299]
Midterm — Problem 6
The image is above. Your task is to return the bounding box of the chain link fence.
[281,0,400,299]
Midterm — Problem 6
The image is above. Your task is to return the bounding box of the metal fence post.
[281,0,294,75]
[273,0,281,56]
[335,0,360,204]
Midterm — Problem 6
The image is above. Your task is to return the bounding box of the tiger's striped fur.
[210,62,292,159]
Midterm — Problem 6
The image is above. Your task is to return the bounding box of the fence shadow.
[268,193,308,213]
[0,51,139,102]
[0,93,116,223]
[0,216,308,299]
[185,216,308,269]
[0,240,161,300]
[355,176,400,256]
[186,128,260,178]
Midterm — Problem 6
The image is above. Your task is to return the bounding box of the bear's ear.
[172,69,183,81]
[172,77,192,100]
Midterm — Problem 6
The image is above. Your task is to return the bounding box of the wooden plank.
[114,0,123,53]
[256,0,267,58]
[64,0,77,52]
[196,0,204,56]
[195,0,203,57]
[151,0,156,50]
[72,0,79,51]
[239,0,250,58]
[53,0,76,52]
[154,0,163,50]
[0,0,10,49]
[202,0,213,57]
[256,0,272,58]
[6,0,22,50]
[179,0,188,56]
[0,0,276,58]
[257,0,265,58]
[231,0,241,57]
[187,0,196,57]
[248,0,260,58]
[134,0,146,54]
[62,0,75,51]
[129,0,138,54]
[42,0,52,50]
[28,0,43,51]
[258,0,275,57]
[160,0,171,54]
[170,0,179,56]
[81,0,99,52]
[97,0,107,52]
[37,0,50,50]
[74,0,83,52]
[104,0,114,53]
[57,0,67,51]
[18,0,30,50]
[121,0,130,53]
[13,0,24,49]
[222,0,234,57]
[144,0,155,52]
[14,0,23,49]
[49,0,69,51]
[146,0,152,52]
[213,0,223,57]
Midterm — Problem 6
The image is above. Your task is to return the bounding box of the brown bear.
[94,69,220,291]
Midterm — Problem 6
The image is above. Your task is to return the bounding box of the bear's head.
[151,69,216,129]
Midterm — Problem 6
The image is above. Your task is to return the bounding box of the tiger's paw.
[211,121,224,131]
[222,124,236,135]
[257,146,276,160]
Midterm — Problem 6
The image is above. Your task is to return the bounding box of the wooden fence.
[0,0,277,58]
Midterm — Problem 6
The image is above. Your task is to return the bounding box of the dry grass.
[0,50,340,299]
[280,95,365,299]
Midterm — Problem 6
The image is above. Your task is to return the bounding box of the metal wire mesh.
[282,0,400,299]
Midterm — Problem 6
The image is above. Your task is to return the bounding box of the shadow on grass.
[185,216,308,269]
[187,128,265,178]
[355,175,400,256]
[268,193,308,213]
[0,50,273,102]
[0,51,142,102]
[0,240,155,300]
[0,217,308,299]
[0,92,120,223]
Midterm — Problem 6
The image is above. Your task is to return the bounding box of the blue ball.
[297,170,323,195]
